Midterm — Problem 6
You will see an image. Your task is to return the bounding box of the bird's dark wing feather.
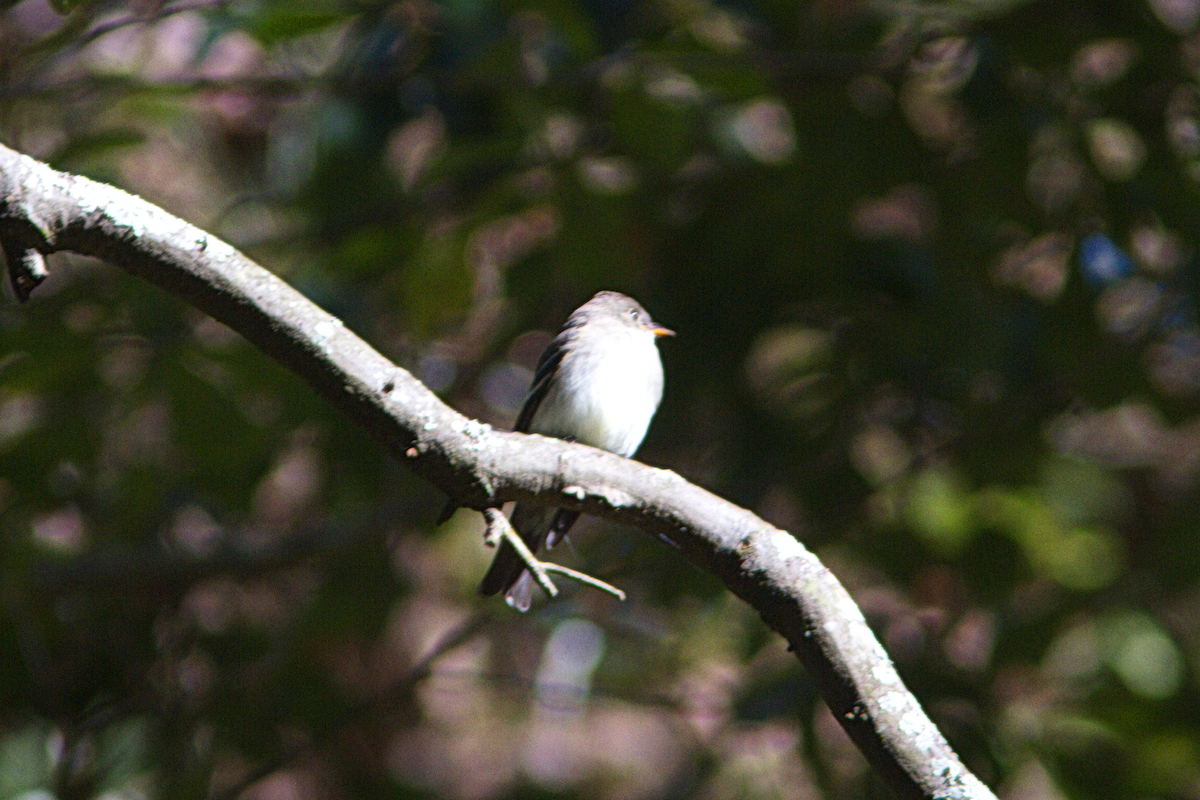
[514,329,570,432]
[439,327,571,524]
[477,320,591,607]
[546,510,580,549]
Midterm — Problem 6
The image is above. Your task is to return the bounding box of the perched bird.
[476,291,673,610]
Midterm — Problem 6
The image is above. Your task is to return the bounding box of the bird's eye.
[630,309,640,320]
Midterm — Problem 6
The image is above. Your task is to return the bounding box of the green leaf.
[250,7,349,43]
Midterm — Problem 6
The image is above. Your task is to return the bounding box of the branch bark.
[0,143,996,800]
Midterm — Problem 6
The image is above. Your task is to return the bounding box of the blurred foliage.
[8,0,1200,797]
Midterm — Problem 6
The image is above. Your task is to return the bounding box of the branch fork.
[481,507,626,603]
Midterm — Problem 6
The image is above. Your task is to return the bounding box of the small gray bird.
[476,291,673,610]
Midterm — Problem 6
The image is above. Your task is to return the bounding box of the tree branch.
[0,143,995,800]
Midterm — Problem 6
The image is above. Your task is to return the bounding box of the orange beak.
[652,326,675,337]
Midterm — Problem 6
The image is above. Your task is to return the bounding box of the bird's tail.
[478,537,529,597]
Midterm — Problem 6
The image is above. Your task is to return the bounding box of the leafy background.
[3,0,1200,797]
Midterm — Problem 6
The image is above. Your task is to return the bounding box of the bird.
[468,291,673,610]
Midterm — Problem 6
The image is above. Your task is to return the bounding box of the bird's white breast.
[529,327,664,457]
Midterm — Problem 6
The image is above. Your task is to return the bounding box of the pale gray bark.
[0,142,996,800]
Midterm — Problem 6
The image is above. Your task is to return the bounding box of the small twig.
[77,0,227,47]
[542,563,626,601]
[481,508,626,602]
[482,507,557,599]
[216,612,489,800]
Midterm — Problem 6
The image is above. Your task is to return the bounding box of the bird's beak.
[651,326,675,337]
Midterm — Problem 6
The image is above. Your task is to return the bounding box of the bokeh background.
[3,0,1200,797]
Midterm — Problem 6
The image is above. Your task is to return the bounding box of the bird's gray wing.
[438,327,571,524]
[474,323,586,607]
[514,330,569,433]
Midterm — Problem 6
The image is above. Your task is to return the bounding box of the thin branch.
[0,142,996,800]
[482,507,558,599]
[13,0,227,80]
[481,508,627,602]
[542,563,626,601]
[215,612,490,800]
[77,0,229,47]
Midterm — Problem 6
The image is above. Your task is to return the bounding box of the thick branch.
[0,143,995,800]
